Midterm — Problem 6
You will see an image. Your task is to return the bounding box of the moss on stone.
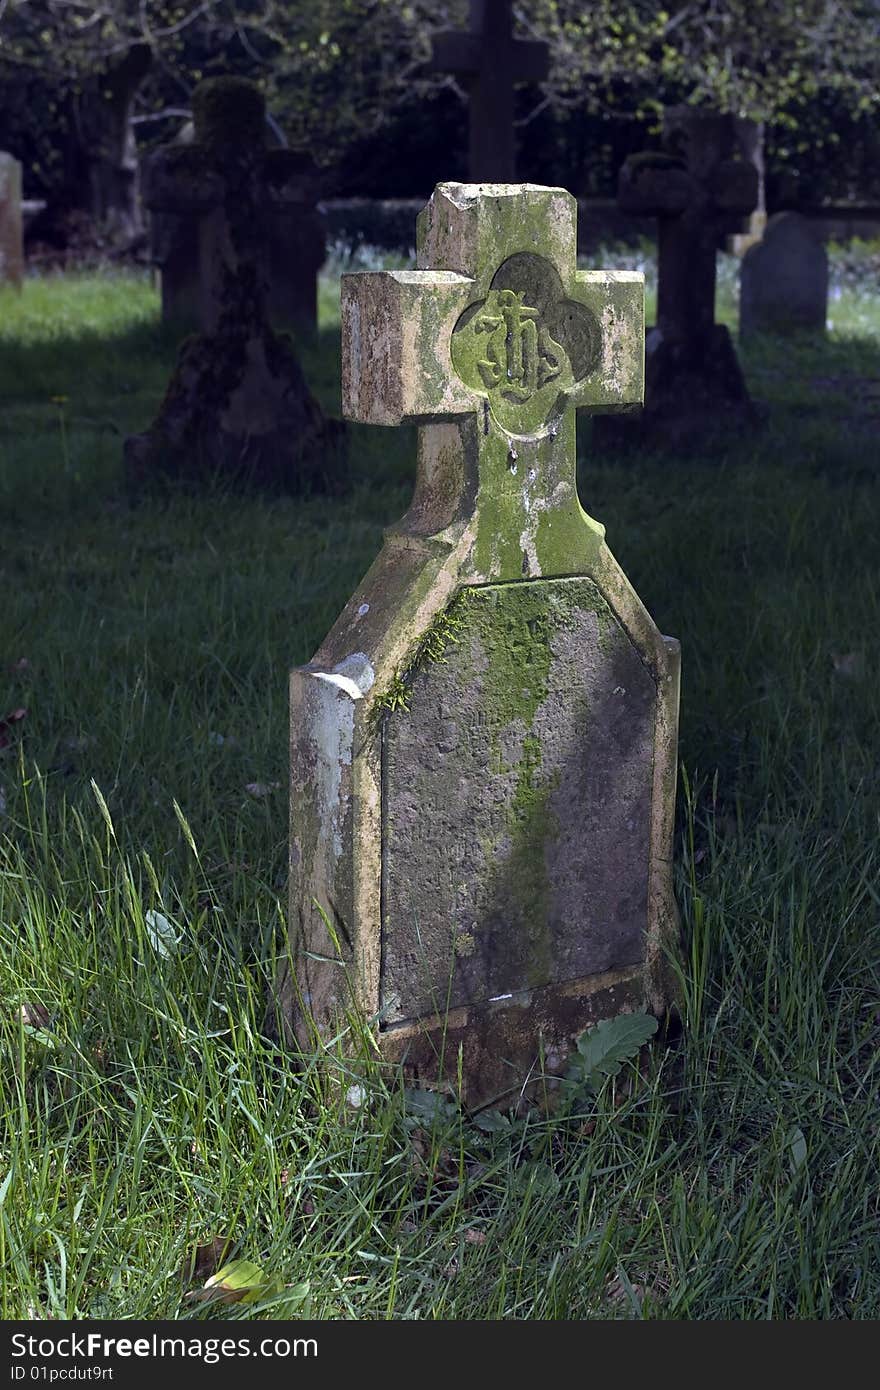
[372,589,471,719]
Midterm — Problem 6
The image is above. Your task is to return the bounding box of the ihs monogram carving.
[451,253,602,436]
[474,289,566,403]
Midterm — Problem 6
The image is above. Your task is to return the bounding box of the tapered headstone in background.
[615,106,759,443]
[0,153,24,290]
[283,183,680,1106]
[740,212,828,339]
[126,78,343,492]
[430,0,549,180]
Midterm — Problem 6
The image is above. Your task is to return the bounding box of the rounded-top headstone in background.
[739,211,829,338]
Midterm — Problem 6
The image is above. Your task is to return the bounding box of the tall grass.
[0,253,878,1318]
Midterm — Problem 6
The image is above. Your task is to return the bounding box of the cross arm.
[430,30,548,82]
[141,144,224,215]
[569,271,645,414]
[618,158,693,218]
[341,271,475,426]
[429,31,481,75]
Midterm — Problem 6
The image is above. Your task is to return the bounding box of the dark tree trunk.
[74,42,152,246]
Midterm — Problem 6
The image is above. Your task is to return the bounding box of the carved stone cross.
[284,183,680,1106]
[430,0,549,180]
[617,106,759,434]
[144,79,323,336]
[126,77,340,492]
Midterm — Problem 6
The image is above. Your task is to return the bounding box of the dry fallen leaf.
[180,1236,233,1285]
[607,1274,647,1305]
[18,1001,51,1030]
[186,1258,276,1306]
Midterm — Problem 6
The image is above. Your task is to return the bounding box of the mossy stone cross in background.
[146,79,324,338]
[285,183,681,1106]
[615,105,759,442]
[125,77,341,492]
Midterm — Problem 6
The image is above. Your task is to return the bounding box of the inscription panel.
[380,578,657,1025]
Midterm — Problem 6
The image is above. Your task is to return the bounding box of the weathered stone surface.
[430,0,549,181]
[0,153,24,289]
[126,77,343,492]
[728,210,767,258]
[726,118,767,256]
[282,183,680,1105]
[382,579,656,1023]
[740,212,828,338]
[612,106,760,445]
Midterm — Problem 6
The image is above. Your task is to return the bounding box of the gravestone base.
[381,970,650,1108]
[125,325,346,493]
[596,323,761,452]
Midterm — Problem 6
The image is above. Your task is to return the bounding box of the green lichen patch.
[450,253,602,439]
[372,590,472,719]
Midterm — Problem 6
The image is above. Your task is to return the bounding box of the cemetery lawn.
[1,255,879,1320]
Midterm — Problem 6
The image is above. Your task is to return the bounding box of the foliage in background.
[2,1,880,215]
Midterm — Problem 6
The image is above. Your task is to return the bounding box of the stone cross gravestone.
[283,182,680,1105]
[149,117,325,337]
[0,153,24,290]
[430,0,549,181]
[739,212,829,339]
[616,106,759,440]
[126,77,342,492]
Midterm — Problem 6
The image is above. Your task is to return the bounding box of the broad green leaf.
[472,1109,512,1134]
[403,1087,457,1123]
[574,1012,658,1088]
[515,1161,560,1195]
[23,1026,59,1050]
[145,909,181,958]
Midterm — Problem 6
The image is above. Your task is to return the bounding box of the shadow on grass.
[0,299,415,518]
[1,274,877,866]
